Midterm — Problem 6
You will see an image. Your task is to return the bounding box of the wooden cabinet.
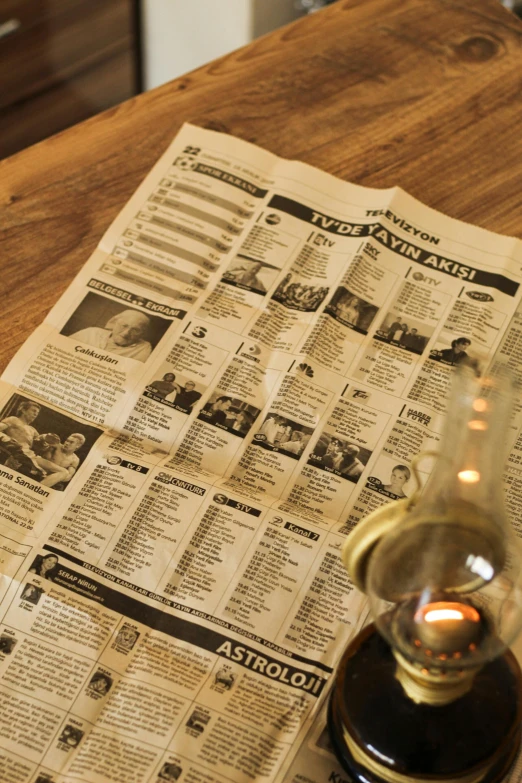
[0,0,139,158]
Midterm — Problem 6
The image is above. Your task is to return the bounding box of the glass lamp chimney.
[366,368,522,703]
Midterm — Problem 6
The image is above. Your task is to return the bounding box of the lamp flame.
[458,470,480,483]
[415,602,480,625]
[425,608,465,622]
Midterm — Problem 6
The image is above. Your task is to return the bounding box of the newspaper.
[1,123,522,783]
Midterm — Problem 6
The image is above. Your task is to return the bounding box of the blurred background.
[0,0,520,160]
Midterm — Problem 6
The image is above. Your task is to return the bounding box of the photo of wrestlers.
[145,370,203,414]
[271,273,329,312]
[366,458,413,499]
[221,255,279,295]
[325,286,378,334]
[0,394,102,490]
[308,431,371,482]
[429,336,481,374]
[253,413,314,459]
[61,291,171,362]
[198,393,260,437]
[374,312,431,355]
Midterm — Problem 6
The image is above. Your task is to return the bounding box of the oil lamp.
[329,368,522,783]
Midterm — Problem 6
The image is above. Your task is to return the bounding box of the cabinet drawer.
[0,0,135,110]
[0,47,135,159]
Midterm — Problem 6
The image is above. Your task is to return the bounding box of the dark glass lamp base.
[328,624,522,783]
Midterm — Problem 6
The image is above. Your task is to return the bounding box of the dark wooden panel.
[0,48,135,158]
[0,0,93,31]
[0,0,135,109]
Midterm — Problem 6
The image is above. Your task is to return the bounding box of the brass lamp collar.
[393,648,479,706]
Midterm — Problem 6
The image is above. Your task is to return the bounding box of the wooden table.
[1,0,521,373]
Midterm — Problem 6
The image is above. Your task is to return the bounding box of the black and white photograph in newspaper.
[164,377,203,413]
[185,707,211,737]
[0,394,103,491]
[253,413,314,459]
[144,370,204,414]
[429,336,481,373]
[222,255,279,295]
[57,724,84,750]
[308,431,371,483]
[86,670,113,698]
[0,632,17,655]
[271,274,329,312]
[366,456,414,499]
[20,583,45,605]
[324,286,379,334]
[198,392,260,437]
[146,372,179,399]
[61,291,171,362]
[374,312,431,355]
[113,623,140,653]
[29,552,60,580]
[157,762,183,782]
[212,666,236,692]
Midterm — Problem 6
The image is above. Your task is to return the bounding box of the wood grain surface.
[1,0,521,373]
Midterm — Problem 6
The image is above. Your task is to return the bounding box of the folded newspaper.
[1,124,522,783]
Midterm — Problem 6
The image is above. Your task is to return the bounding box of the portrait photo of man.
[60,291,172,363]
[71,309,153,361]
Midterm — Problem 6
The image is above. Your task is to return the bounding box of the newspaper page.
[1,123,522,783]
